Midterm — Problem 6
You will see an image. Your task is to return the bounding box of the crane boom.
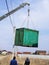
[0,2,30,21]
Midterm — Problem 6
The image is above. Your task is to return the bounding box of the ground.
[0,54,49,65]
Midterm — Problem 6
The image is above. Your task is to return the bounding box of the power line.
[5,0,13,28]
[5,0,16,56]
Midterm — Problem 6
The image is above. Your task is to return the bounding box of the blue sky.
[0,0,49,52]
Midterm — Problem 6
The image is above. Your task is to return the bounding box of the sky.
[0,0,49,52]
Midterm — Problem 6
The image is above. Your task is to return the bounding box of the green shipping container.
[15,28,39,47]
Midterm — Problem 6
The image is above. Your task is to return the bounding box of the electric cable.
[5,0,16,56]
[5,0,13,28]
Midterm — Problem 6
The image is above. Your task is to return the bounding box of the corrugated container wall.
[15,28,39,47]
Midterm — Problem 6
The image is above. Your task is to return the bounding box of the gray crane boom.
[0,2,30,21]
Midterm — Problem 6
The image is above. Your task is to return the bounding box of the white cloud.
[29,0,49,30]
[14,0,49,30]
[38,34,49,51]
[0,0,49,51]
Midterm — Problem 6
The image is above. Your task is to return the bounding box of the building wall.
[35,50,46,55]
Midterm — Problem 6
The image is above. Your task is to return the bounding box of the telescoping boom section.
[0,2,30,21]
